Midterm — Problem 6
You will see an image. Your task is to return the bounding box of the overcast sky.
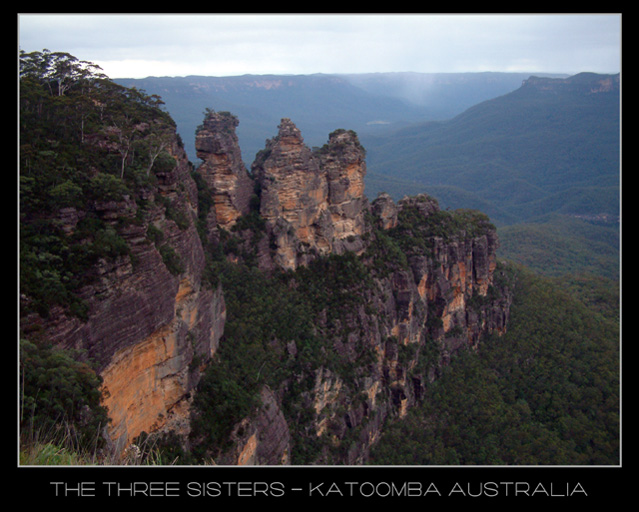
[18,13,622,79]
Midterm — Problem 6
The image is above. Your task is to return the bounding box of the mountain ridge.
[116,71,565,164]
[363,72,620,223]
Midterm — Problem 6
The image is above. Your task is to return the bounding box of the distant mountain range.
[116,71,565,165]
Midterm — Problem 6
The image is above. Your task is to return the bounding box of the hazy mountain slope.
[116,74,432,163]
[363,73,620,226]
[340,71,563,114]
[497,214,620,280]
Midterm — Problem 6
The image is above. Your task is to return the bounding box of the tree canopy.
[19,50,179,319]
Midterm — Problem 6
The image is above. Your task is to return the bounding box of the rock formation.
[319,128,368,254]
[252,119,368,270]
[21,105,512,464]
[190,117,513,465]
[195,110,253,233]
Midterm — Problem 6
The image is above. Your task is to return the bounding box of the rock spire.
[195,110,254,232]
[251,118,368,270]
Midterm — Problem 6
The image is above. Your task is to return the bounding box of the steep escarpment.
[521,72,620,95]
[19,53,226,454]
[188,114,513,465]
[22,128,226,451]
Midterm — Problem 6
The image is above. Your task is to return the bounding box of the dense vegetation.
[20,339,110,457]
[188,238,379,463]
[497,214,619,280]
[369,266,619,465]
[184,194,514,464]
[20,49,181,321]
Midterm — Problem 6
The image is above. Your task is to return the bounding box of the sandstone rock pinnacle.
[195,110,253,231]
[252,119,368,270]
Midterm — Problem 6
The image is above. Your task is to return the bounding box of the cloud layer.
[18,14,621,78]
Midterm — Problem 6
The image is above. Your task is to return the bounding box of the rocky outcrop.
[252,119,368,270]
[521,72,620,95]
[295,194,512,463]
[389,195,508,354]
[252,118,330,269]
[195,110,254,233]
[319,128,368,254]
[199,115,513,464]
[371,192,398,230]
[21,104,511,464]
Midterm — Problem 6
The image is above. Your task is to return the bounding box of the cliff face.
[298,194,511,464]
[319,128,368,253]
[21,104,511,464]
[22,129,226,452]
[192,117,513,465]
[521,72,620,95]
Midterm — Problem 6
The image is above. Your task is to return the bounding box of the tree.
[97,82,174,178]
[20,49,109,148]
[140,121,174,176]
[20,50,183,319]
[20,339,110,451]
[20,49,107,97]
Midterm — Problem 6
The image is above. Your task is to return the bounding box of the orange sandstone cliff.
[22,126,226,452]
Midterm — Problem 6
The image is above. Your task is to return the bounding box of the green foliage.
[20,339,110,453]
[158,244,184,275]
[382,200,495,261]
[87,173,131,201]
[498,214,619,280]
[189,194,507,463]
[20,50,182,318]
[156,194,190,230]
[369,266,619,465]
[295,251,373,318]
[189,259,318,460]
[132,431,195,465]
[20,442,85,465]
[189,169,214,243]
[363,227,408,275]
[189,221,380,462]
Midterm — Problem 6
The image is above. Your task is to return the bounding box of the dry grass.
[19,422,168,466]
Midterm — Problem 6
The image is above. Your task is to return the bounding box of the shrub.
[20,339,110,455]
